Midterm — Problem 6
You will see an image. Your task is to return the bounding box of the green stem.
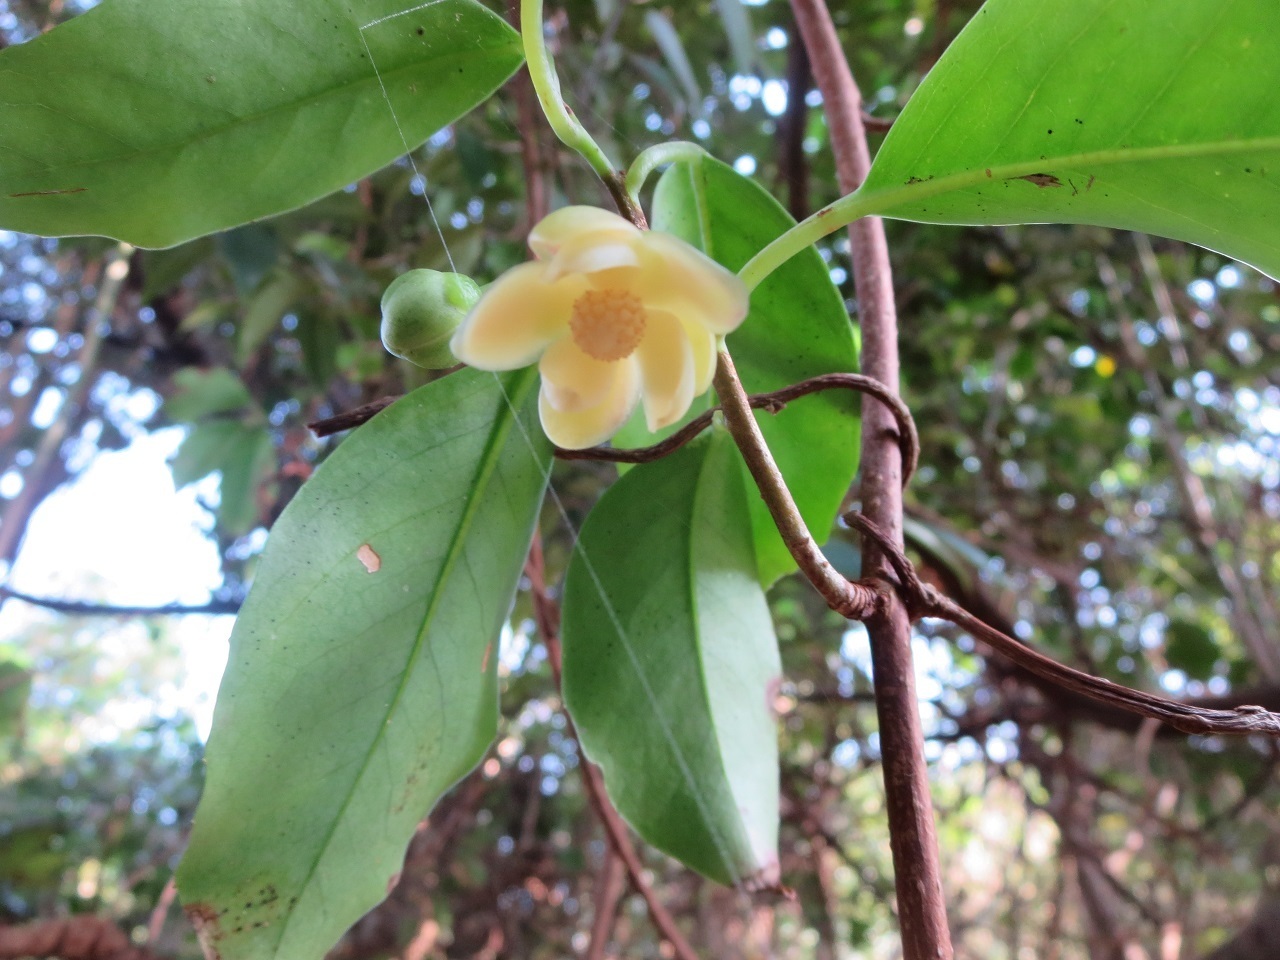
[738,186,880,291]
[623,141,707,202]
[520,0,618,187]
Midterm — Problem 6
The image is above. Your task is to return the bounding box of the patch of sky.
[761,78,787,116]
[1186,278,1215,304]
[0,429,231,739]
[1069,344,1096,367]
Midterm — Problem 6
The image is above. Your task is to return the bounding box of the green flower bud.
[379,269,481,369]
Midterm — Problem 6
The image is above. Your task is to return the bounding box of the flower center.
[569,289,647,362]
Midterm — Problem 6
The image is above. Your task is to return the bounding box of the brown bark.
[0,917,163,960]
[787,1,953,957]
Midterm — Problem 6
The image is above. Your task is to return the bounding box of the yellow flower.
[449,206,749,449]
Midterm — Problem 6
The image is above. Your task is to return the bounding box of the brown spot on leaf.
[481,641,493,674]
[9,186,87,198]
[1011,173,1062,188]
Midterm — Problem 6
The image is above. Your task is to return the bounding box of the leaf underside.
[177,368,549,960]
[563,429,781,886]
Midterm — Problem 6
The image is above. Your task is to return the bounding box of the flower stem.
[737,186,880,291]
[520,0,647,227]
[520,0,614,179]
[712,351,880,620]
[623,141,707,202]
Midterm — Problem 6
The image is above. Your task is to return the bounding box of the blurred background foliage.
[1,0,1279,957]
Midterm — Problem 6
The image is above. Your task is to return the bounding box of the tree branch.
[787,3,953,958]
[712,353,882,621]
[845,511,1280,737]
[0,585,241,617]
[308,374,919,488]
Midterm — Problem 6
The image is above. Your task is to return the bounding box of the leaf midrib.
[861,135,1280,219]
[272,368,537,957]
[1,30,518,184]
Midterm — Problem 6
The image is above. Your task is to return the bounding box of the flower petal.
[680,316,718,394]
[542,234,641,283]
[539,358,641,449]
[449,263,582,370]
[639,231,750,334]
[538,336,617,412]
[529,206,641,260]
[636,310,696,432]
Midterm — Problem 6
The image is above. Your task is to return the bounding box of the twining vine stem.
[557,371,919,480]
[307,372,920,484]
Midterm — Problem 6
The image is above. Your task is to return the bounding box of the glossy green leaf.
[859,0,1280,279]
[177,368,549,960]
[0,0,522,247]
[652,156,859,586]
[562,428,780,886]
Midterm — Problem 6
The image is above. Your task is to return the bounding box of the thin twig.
[307,396,400,438]
[845,511,1280,737]
[0,585,242,617]
[146,875,178,946]
[584,843,627,960]
[307,373,920,489]
[860,111,894,133]
[559,372,918,482]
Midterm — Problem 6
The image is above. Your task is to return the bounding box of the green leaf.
[714,0,757,77]
[562,428,780,886]
[651,156,859,586]
[169,421,274,535]
[859,0,1280,279]
[140,238,216,301]
[644,10,703,113]
[0,648,31,744]
[177,368,549,960]
[1165,619,1220,681]
[0,0,522,247]
[165,368,255,423]
[297,312,341,389]
[238,269,305,365]
[220,225,281,295]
